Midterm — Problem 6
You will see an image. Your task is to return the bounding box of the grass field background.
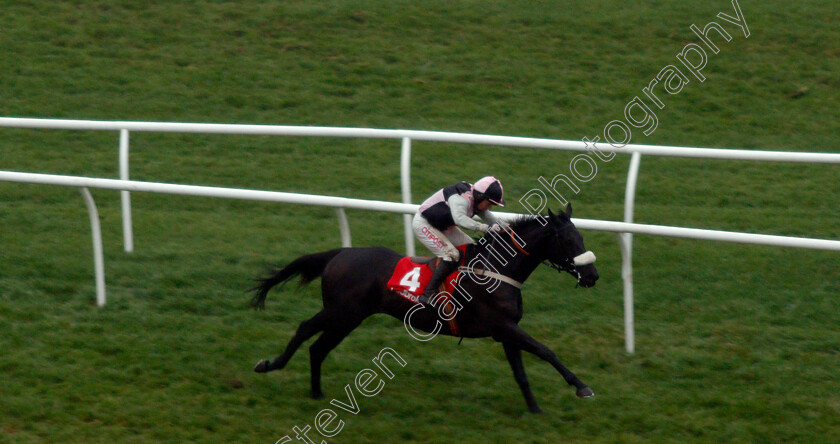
[1,1,838,442]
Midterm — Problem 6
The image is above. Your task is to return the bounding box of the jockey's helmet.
[474,176,505,206]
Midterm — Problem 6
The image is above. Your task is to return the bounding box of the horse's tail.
[250,249,344,310]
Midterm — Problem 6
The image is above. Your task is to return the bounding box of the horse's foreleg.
[494,323,594,399]
[254,311,326,373]
[502,342,543,413]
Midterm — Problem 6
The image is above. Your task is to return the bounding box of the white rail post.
[336,208,352,247]
[79,187,106,306]
[119,129,134,253]
[620,151,642,353]
[400,137,415,256]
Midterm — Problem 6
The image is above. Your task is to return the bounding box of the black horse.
[251,204,599,413]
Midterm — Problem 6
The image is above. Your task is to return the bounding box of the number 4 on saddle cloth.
[386,245,470,335]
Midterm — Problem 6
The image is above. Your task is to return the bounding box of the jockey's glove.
[478,223,503,233]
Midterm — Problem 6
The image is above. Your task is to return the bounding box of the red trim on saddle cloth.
[386,245,468,336]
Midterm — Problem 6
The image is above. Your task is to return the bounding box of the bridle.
[544,222,577,272]
[481,222,595,284]
[542,222,596,285]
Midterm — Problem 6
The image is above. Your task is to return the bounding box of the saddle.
[386,245,471,335]
[388,245,469,296]
[408,255,441,267]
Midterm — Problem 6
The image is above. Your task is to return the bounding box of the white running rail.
[1,117,839,353]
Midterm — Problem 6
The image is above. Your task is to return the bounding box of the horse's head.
[545,203,599,288]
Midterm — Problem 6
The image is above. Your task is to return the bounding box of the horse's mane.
[506,215,542,232]
[476,215,547,244]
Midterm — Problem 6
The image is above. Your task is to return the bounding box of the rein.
[468,222,596,288]
[507,229,530,256]
[496,227,564,274]
[483,225,595,282]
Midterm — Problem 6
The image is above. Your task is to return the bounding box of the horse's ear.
[547,207,556,220]
[563,203,573,218]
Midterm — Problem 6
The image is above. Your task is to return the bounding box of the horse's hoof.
[311,391,324,400]
[253,359,270,373]
[576,386,595,398]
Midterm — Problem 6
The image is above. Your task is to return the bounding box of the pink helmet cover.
[474,176,505,206]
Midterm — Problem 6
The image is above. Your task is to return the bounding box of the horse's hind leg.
[307,324,358,399]
[254,311,327,373]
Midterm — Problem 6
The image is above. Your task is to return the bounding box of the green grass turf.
[1,1,839,442]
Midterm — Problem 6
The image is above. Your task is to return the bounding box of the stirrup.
[418,292,433,305]
[418,260,457,305]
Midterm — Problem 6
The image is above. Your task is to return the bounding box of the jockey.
[412,176,506,304]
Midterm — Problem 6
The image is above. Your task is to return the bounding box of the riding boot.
[418,259,459,305]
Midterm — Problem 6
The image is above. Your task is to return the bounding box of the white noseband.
[573,251,596,266]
